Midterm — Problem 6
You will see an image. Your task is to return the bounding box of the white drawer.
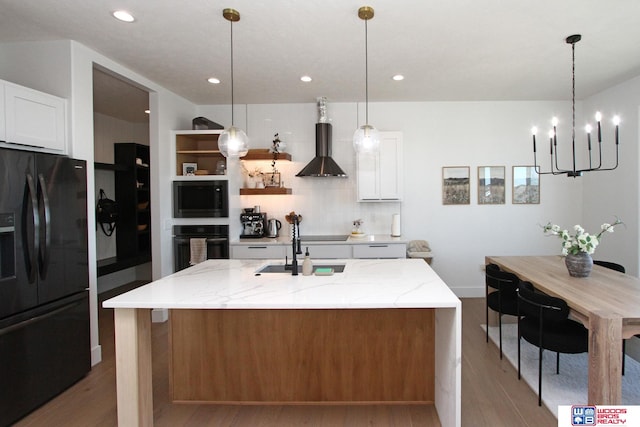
[287,244,352,259]
[231,245,285,259]
[352,243,406,259]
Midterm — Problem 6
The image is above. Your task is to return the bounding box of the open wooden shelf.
[242,149,291,161]
[240,187,292,195]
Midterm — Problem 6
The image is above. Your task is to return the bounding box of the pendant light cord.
[230,18,235,126]
[364,17,369,125]
[571,40,576,173]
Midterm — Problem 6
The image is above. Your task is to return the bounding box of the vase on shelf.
[564,252,593,277]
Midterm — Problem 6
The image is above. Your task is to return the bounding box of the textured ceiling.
[1,0,640,121]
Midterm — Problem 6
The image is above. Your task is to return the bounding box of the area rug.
[483,323,640,418]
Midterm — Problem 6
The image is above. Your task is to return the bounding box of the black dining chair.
[593,260,628,375]
[517,281,589,406]
[485,263,520,359]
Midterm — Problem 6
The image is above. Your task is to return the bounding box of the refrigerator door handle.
[37,174,51,280]
[21,173,39,283]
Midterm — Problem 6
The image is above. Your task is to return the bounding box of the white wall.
[199,100,585,296]
[582,75,640,277]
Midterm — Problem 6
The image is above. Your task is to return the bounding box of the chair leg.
[622,339,626,376]
[517,322,521,380]
[485,296,489,343]
[498,314,503,359]
[538,347,543,406]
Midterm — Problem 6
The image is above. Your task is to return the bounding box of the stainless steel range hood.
[296,97,347,177]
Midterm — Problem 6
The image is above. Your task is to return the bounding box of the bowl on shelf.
[137,224,148,231]
[137,201,149,210]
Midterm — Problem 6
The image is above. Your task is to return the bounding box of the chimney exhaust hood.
[296,97,347,177]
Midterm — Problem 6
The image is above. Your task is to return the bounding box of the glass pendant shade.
[353,124,380,153]
[218,126,249,157]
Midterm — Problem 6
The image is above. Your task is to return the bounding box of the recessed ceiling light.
[144,110,150,114]
[392,74,404,81]
[112,10,135,23]
[207,77,221,84]
[300,76,312,83]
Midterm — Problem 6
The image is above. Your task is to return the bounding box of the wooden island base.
[169,308,435,403]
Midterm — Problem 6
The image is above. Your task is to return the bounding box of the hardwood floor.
[14,291,556,427]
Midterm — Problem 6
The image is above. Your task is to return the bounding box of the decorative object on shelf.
[182,162,197,176]
[241,163,263,188]
[353,6,380,154]
[270,133,285,175]
[542,218,623,277]
[264,172,281,188]
[531,34,620,177]
[442,166,470,205]
[512,166,540,204]
[218,8,249,158]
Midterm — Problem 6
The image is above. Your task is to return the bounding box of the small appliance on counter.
[240,211,267,238]
[266,218,282,238]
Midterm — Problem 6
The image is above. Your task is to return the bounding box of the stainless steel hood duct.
[296,97,347,177]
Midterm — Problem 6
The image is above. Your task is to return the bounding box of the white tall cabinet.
[356,131,403,201]
[1,80,66,153]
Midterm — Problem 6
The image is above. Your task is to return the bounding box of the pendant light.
[353,6,380,153]
[218,8,249,158]
[532,34,620,177]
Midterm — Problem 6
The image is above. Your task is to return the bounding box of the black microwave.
[173,180,228,218]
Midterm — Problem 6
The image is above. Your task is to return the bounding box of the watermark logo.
[571,406,596,426]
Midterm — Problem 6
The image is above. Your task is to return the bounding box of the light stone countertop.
[231,234,408,246]
[102,258,458,310]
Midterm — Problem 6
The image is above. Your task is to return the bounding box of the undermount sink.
[256,263,346,274]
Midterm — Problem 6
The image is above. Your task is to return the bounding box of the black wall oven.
[173,225,229,272]
[173,180,228,218]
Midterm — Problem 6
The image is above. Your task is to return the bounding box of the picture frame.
[263,172,281,188]
[442,166,470,205]
[182,162,197,176]
[512,166,540,204]
[478,166,505,204]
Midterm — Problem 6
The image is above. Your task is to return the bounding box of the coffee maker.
[240,212,267,238]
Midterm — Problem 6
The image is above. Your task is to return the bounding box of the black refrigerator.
[0,147,90,426]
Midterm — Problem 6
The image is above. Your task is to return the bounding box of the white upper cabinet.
[356,131,403,201]
[3,81,66,153]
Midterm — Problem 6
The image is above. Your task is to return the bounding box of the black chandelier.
[532,34,620,177]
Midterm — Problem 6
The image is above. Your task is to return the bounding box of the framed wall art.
[512,166,540,204]
[478,166,505,204]
[442,166,470,205]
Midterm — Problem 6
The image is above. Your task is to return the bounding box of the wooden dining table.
[486,255,640,405]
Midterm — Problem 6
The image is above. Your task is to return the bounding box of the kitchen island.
[103,258,461,427]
